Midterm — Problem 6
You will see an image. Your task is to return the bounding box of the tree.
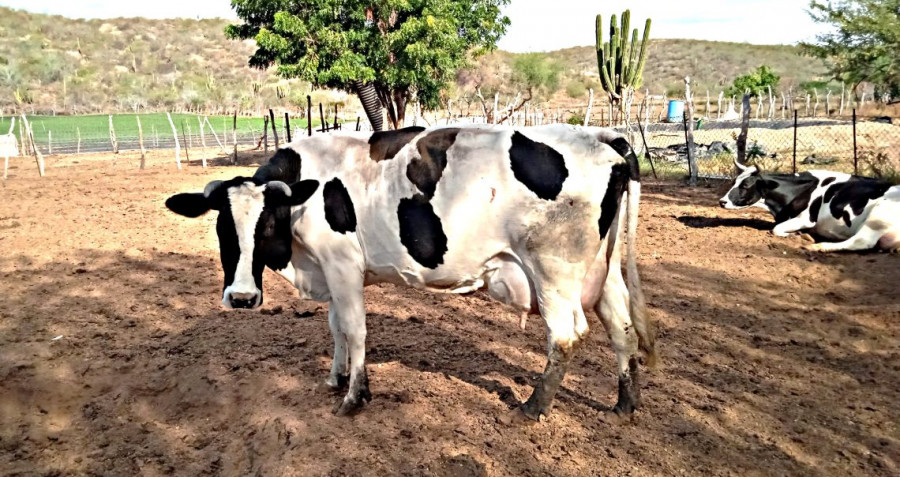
[725,65,780,97]
[800,1,900,102]
[226,0,510,130]
[595,10,651,125]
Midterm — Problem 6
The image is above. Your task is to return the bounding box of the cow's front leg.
[329,294,371,416]
[324,305,350,391]
[520,292,584,421]
[772,216,814,237]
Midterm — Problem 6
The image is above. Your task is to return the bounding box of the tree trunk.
[353,81,384,131]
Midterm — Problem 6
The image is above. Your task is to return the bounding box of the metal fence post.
[307,96,313,136]
[792,109,798,174]
[852,108,858,175]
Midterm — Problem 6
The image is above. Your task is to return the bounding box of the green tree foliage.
[510,53,561,101]
[726,65,780,97]
[226,0,510,128]
[800,0,900,100]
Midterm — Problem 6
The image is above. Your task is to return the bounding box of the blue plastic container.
[667,100,685,122]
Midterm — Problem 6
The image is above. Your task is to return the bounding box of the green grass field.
[0,113,322,145]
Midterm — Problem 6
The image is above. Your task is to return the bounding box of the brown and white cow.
[165,124,656,419]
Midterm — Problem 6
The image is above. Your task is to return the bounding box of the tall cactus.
[596,10,651,122]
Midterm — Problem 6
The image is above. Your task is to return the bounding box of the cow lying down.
[720,161,900,252]
[166,124,657,420]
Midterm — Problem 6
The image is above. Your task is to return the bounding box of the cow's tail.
[613,137,657,368]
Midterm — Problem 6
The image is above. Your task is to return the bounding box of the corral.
[1,151,897,476]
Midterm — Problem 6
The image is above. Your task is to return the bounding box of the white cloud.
[0,0,829,50]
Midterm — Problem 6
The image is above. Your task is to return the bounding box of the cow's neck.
[761,173,818,219]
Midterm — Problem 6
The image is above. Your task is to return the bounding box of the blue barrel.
[667,100,685,122]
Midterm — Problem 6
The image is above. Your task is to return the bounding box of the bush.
[566,112,584,125]
[565,81,586,99]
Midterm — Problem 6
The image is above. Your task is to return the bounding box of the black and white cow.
[165,124,656,419]
[720,161,900,252]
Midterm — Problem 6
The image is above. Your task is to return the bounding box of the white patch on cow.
[221,182,266,308]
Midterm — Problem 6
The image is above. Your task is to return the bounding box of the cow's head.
[719,160,775,209]
[165,177,319,309]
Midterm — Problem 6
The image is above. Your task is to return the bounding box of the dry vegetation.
[2,7,832,117]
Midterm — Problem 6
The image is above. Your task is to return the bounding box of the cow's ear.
[288,180,319,205]
[166,180,226,217]
[166,193,212,218]
[760,179,779,191]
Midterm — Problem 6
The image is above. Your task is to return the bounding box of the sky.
[0,0,828,51]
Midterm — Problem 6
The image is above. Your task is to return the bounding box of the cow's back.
[289,125,628,291]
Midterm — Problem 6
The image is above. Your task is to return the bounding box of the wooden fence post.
[319,103,326,132]
[583,88,594,127]
[21,115,44,177]
[48,130,51,155]
[307,95,313,136]
[180,121,190,165]
[203,117,228,155]
[232,111,238,165]
[268,109,279,146]
[736,95,751,170]
[684,76,697,185]
[3,117,13,179]
[333,104,339,130]
[76,127,81,154]
[108,114,118,154]
[137,116,146,169]
[197,116,207,168]
[284,112,292,142]
[263,115,269,152]
[166,112,181,170]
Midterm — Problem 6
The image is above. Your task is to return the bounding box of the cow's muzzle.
[225,291,261,309]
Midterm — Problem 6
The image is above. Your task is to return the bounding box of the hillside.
[0,7,830,115]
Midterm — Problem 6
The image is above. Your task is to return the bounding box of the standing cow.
[720,161,900,252]
[165,124,656,419]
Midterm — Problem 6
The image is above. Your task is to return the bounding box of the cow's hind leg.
[324,305,350,391]
[805,222,886,252]
[520,289,585,421]
[594,261,641,415]
[326,278,372,416]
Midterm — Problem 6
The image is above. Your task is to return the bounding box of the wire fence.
[3,107,898,183]
[628,112,899,182]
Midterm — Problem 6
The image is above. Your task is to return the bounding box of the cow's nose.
[719,199,728,207]
[228,292,259,309]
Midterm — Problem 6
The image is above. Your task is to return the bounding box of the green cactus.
[596,10,651,111]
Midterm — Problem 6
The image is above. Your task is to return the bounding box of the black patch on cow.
[369,126,425,162]
[397,194,448,269]
[827,177,891,227]
[322,178,357,234]
[254,147,302,183]
[608,137,641,182]
[756,172,819,224]
[508,131,569,200]
[598,163,629,239]
[406,128,460,200]
[808,195,823,223]
[820,176,837,187]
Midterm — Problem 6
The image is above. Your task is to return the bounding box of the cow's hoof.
[498,407,539,426]
[518,401,547,422]
[332,396,367,416]
[803,244,824,252]
[612,400,636,415]
[319,374,350,393]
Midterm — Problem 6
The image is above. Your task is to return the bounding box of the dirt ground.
[1,150,898,476]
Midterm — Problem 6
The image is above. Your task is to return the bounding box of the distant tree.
[726,65,780,97]
[800,0,900,101]
[510,53,561,101]
[226,0,510,130]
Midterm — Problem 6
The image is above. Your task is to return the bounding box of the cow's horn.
[203,180,224,198]
[734,159,748,172]
[267,180,292,197]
